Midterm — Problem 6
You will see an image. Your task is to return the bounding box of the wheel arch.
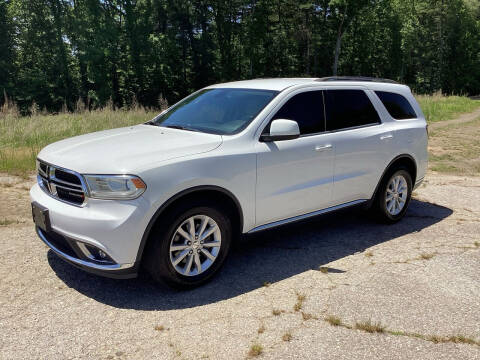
[135,185,244,265]
[367,154,417,208]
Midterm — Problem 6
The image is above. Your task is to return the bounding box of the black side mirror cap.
[260,133,300,142]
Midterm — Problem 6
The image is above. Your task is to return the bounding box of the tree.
[0,0,15,103]
[329,0,371,75]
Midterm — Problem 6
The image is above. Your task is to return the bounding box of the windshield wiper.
[163,125,199,132]
[144,120,158,126]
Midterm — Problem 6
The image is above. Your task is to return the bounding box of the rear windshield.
[375,91,417,120]
[153,88,279,135]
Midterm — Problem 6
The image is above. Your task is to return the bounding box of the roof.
[208,78,319,91]
[208,77,407,92]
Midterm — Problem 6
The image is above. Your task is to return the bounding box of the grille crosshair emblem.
[47,166,57,195]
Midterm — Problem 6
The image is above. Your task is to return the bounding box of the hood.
[38,125,223,174]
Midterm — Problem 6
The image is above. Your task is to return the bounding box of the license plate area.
[32,202,51,232]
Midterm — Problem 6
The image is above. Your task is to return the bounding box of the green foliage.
[0,0,479,114]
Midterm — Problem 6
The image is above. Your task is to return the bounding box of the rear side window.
[375,91,417,120]
[324,90,380,131]
[271,91,325,135]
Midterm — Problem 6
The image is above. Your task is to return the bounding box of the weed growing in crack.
[301,312,315,321]
[325,315,342,326]
[294,294,305,312]
[318,267,329,273]
[355,320,385,333]
[248,344,263,357]
[448,335,478,345]
[419,252,436,260]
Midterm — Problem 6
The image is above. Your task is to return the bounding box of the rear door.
[255,90,336,227]
[325,89,392,204]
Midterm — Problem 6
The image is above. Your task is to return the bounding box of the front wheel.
[373,168,413,223]
[145,202,232,289]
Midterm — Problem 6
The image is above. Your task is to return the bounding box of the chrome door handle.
[315,144,332,152]
[380,134,393,140]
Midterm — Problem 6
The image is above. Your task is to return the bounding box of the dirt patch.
[428,117,480,175]
[0,173,35,225]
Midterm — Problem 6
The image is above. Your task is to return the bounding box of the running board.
[248,199,367,233]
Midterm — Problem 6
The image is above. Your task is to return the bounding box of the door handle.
[315,144,332,152]
[380,134,393,140]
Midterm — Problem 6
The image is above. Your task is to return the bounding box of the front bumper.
[36,226,137,278]
[30,183,152,278]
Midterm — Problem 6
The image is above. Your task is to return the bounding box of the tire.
[372,167,413,223]
[145,200,232,289]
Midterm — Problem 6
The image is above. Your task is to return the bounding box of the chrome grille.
[37,160,87,206]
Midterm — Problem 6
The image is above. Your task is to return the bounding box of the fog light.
[79,243,115,264]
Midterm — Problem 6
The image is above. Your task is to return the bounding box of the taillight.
[426,124,429,137]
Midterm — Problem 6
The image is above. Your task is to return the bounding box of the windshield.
[152,88,279,135]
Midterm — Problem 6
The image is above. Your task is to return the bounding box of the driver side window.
[267,90,325,135]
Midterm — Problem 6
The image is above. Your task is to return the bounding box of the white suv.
[31,77,428,288]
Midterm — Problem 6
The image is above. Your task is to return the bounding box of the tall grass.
[416,94,480,123]
[1,94,479,175]
[0,107,157,175]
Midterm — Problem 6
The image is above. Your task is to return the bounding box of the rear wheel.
[145,201,232,288]
[372,168,412,223]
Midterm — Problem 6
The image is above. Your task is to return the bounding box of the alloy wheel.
[169,215,222,276]
[385,174,408,216]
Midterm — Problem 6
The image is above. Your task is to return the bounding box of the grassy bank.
[416,95,480,123]
[0,108,156,175]
[1,95,479,175]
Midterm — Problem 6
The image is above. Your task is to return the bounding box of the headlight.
[84,175,146,200]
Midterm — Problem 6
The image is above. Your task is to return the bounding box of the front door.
[255,90,335,227]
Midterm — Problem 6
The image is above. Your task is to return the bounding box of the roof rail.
[316,76,399,84]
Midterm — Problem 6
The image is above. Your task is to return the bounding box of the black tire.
[144,200,232,289]
[372,167,413,223]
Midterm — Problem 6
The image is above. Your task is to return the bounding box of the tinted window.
[271,91,325,135]
[325,90,380,131]
[153,88,278,135]
[376,91,417,120]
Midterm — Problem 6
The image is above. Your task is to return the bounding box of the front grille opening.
[56,187,85,204]
[37,160,86,206]
[55,169,82,185]
[39,162,48,175]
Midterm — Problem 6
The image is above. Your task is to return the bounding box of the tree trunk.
[333,27,343,76]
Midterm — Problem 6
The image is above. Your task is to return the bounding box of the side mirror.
[260,119,300,142]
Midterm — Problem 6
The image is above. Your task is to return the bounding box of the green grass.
[417,94,480,123]
[0,108,156,175]
[1,95,479,175]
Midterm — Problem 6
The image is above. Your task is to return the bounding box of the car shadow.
[48,199,452,310]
